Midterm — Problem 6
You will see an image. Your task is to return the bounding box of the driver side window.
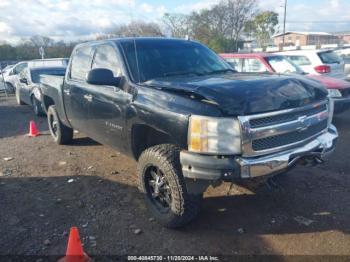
[92,44,121,77]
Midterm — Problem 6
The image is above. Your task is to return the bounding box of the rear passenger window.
[287,56,311,66]
[70,46,93,81]
[242,58,267,73]
[92,45,121,77]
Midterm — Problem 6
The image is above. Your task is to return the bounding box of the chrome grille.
[250,104,327,128]
[238,100,330,157]
[252,119,328,151]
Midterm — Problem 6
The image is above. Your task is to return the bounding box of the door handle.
[63,89,71,95]
[84,94,93,102]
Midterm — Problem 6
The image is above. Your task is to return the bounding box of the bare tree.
[225,0,257,49]
[163,13,190,38]
[29,35,54,47]
[112,21,164,37]
[182,0,256,51]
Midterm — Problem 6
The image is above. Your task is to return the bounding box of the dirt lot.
[1,95,350,260]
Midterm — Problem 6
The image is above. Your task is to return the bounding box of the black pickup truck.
[40,38,338,228]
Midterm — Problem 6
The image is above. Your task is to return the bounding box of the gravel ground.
[1,95,350,260]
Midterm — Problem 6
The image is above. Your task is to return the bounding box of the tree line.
[0,0,278,62]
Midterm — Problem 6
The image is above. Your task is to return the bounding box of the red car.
[221,52,350,114]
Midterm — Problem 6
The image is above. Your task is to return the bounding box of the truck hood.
[145,73,328,116]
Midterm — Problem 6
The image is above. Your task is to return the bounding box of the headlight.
[328,98,334,127]
[328,89,342,98]
[188,115,241,155]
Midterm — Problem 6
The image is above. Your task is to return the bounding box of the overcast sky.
[0,0,350,43]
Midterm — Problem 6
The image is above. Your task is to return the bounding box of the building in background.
[273,31,340,47]
[334,32,350,44]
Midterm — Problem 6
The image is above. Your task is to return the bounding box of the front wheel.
[138,144,202,228]
[47,105,73,145]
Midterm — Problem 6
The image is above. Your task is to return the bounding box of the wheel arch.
[131,124,178,160]
[42,95,55,112]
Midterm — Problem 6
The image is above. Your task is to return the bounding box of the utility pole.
[282,0,288,47]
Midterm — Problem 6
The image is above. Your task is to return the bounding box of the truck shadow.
[1,172,349,256]
[0,102,48,139]
[70,137,101,147]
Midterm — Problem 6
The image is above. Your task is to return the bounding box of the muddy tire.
[138,144,202,228]
[47,105,73,145]
[31,96,44,117]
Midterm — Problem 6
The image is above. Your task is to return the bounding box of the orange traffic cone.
[58,227,91,262]
[28,120,39,137]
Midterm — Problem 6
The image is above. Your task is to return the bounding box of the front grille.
[250,104,327,128]
[252,120,328,151]
[239,100,330,156]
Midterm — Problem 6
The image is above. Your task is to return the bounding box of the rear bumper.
[180,125,338,180]
[333,97,350,113]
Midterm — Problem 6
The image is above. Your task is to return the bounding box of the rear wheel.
[47,105,73,145]
[15,87,24,105]
[138,144,202,228]
[31,96,44,116]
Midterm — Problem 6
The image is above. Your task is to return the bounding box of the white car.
[4,59,68,93]
[4,62,28,92]
[277,50,346,79]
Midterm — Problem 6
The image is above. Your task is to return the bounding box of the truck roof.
[74,37,199,49]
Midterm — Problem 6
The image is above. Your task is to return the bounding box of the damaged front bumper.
[180,125,338,181]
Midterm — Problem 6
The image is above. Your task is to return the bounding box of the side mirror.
[86,68,121,87]
[20,78,28,84]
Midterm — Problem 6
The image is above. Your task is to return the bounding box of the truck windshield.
[266,56,304,74]
[31,68,66,83]
[120,40,232,83]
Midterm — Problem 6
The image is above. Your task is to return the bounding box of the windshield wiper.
[205,68,236,75]
[163,71,203,77]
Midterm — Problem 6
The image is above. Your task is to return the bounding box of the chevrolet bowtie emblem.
[297,116,310,132]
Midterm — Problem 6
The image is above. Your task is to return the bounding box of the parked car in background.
[29,58,69,68]
[4,59,69,94]
[16,66,66,116]
[1,65,15,93]
[221,53,350,114]
[334,46,350,58]
[343,56,350,80]
[4,62,28,93]
[277,50,346,80]
[1,64,15,74]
